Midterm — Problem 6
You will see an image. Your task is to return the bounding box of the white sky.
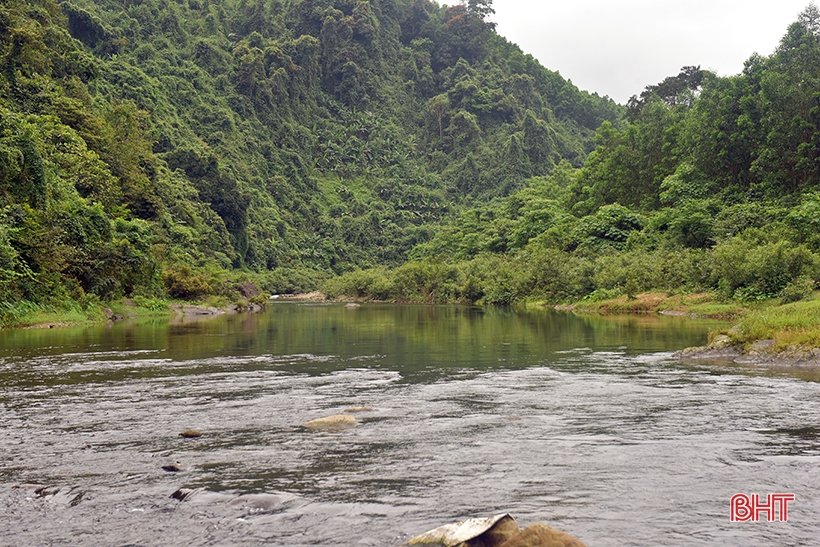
[490,0,813,103]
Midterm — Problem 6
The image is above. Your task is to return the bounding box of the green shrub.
[710,236,819,299]
[779,276,815,304]
[162,265,213,299]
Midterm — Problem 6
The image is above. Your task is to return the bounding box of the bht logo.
[731,493,795,522]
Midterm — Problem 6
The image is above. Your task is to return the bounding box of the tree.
[466,0,495,20]
[428,94,450,141]
[627,66,705,119]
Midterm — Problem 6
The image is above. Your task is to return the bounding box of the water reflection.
[1,303,729,379]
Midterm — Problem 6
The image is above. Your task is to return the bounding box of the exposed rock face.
[302,414,358,431]
[405,516,587,547]
[237,281,261,298]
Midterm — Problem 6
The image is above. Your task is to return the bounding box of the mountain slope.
[0,0,621,312]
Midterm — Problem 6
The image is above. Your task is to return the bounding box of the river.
[1,303,818,546]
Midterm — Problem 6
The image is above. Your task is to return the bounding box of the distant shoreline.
[7,291,820,371]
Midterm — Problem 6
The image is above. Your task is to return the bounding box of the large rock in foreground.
[405,514,519,546]
[405,515,586,547]
[499,523,586,547]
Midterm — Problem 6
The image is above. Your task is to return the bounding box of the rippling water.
[1,304,819,546]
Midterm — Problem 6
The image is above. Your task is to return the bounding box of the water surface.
[1,304,818,546]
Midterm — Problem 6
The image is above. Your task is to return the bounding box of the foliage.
[5,0,820,316]
[0,0,621,309]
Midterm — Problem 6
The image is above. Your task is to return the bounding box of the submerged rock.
[302,414,358,431]
[161,461,184,472]
[170,488,198,501]
[227,493,295,511]
[344,406,372,413]
[405,516,587,547]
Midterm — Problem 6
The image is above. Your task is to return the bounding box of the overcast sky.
[490,0,813,103]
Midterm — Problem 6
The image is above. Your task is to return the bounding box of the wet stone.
[161,461,184,472]
[405,516,587,547]
[170,489,194,501]
[302,414,357,431]
[179,429,202,438]
[344,406,372,413]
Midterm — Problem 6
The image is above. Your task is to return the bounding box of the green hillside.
[6,0,820,326]
[0,0,620,320]
[324,4,820,307]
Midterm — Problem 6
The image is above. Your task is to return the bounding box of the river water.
[1,303,819,546]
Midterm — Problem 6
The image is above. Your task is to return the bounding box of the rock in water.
[344,406,372,413]
[498,523,587,547]
[170,489,194,501]
[227,493,295,511]
[161,461,184,472]
[179,429,202,438]
[302,414,358,431]
[405,514,519,546]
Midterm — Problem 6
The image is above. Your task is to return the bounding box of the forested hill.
[0,0,620,312]
[325,5,820,307]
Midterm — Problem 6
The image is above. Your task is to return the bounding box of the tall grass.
[0,299,94,328]
[0,300,44,327]
[732,296,820,348]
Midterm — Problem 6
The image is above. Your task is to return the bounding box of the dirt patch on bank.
[19,322,82,329]
[276,291,329,302]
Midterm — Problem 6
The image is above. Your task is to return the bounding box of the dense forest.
[0,0,619,320]
[325,4,820,306]
[3,0,820,322]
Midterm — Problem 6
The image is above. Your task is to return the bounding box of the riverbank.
[541,291,745,319]
[0,291,270,330]
[545,291,820,367]
[674,297,820,367]
[8,289,820,369]
[676,335,820,367]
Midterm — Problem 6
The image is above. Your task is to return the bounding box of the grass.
[0,300,100,328]
[547,289,820,352]
[550,291,747,319]
[0,291,272,329]
[729,295,820,350]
